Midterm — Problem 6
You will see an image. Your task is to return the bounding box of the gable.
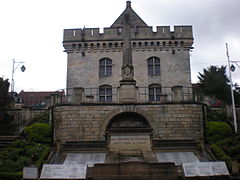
[111,1,148,28]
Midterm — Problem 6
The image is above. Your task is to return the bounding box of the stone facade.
[55,1,203,150]
[53,103,203,144]
[63,2,193,90]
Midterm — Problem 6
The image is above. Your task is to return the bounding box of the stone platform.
[87,162,178,180]
[37,151,230,180]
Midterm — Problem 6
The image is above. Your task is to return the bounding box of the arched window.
[149,84,161,101]
[99,85,112,102]
[99,58,112,77]
[147,57,160,76]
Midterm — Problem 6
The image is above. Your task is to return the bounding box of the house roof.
[110,1,148,28]
[18,90,63,106]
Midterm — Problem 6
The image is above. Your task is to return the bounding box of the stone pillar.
[119,81,138,102]
[23,166,39,180]
[73,87,84,103]
[50,94,58,106]
[232,160,239,174]
[172,86,183,102]
[56,139,62,153]
[25,108,31,125]
[119,6,138,103]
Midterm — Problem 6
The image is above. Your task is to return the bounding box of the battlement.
[63,26,193,42]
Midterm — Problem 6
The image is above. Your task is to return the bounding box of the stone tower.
[54,0,205,156]
[63,1,194,102]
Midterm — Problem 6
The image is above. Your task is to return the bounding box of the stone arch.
[99,107,158,138]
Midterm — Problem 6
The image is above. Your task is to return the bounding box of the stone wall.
[53,103,204,143]
[63,26,193,42]
[6,108,48,133]
[66,50,191,89]
[64,25,193,90]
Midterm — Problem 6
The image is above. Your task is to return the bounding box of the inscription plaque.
[109,135,151,151]
[40,164,86,179]
[155,152,199,165]
[64,153,106,167]
[23,167,38,179]
[183,162,229,177]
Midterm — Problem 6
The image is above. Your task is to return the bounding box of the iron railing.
[50,86,194,105]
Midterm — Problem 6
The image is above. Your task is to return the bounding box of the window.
[99,58,112,77]
[148,57,160,76]
[149,84,161,101]
[99,85,112,102]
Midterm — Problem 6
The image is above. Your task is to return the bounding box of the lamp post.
[225,43,238,133]
[11,59,26,93]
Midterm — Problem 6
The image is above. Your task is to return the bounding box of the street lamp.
[11,59,26,93]
[225,43,239,133]
[230,61,240,72]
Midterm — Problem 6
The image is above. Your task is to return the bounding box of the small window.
[99,85,112,102]
[149,84,161,101]
[118,27,122,34]
[148,57,160,76]
[99,58,112,77]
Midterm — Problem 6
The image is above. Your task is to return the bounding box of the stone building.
[56,1,202,147]
[39,2,232,179]
[63,1,193,103]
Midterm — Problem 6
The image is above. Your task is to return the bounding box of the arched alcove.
[106,112,152,135]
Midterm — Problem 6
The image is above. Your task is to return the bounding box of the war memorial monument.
[24,1,230,180]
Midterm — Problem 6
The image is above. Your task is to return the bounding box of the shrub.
[23,123,52,144]
[207,108,227,122]
[0,171,22,180]
[211,144,232,169]
[215,135,240,161]
[35,146,50,168]
[0,140,50,173]
[206,121,233,143]
[0,123,52,179]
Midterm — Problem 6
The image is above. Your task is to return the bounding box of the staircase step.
[0,122,18,135]
[63,140,107,151]
[0,135,18,150]
[143,151,158,162]
[152,140,199,150]
[87,162,178,180]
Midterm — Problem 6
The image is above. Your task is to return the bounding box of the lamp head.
[21,65,26,72]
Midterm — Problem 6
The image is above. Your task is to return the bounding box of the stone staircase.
[0,120,18,136]
[152,139,200,150]
[62,140,107,151]
[96,150,180,180]
[86,162,178,180]
[0,135,17,150]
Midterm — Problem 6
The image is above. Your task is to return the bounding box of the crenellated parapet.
[63,26,193,53]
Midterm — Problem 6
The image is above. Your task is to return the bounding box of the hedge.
[23,123,52,144]
[206,121,233,143]
[0,171,22,180]
[211,144,232,169]
[0,123,52,179]
[35,145,50,168]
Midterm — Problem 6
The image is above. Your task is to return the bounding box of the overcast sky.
[0,0,240,92]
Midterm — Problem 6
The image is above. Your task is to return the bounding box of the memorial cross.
[121,13,134,81]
